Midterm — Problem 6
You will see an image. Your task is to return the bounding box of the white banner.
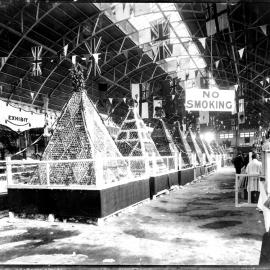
[0,99,46,132]
[185,88,235,112]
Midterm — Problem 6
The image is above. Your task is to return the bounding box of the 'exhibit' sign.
[185,88,235,112]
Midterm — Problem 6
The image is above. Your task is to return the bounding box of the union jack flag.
[150,18,172,61]
[31,46,42,76]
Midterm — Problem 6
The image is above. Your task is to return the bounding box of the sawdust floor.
[0,167,265,265]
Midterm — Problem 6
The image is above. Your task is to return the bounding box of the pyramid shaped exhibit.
[195,132,211,163]
[186,128,204,165]
[150,119,184,170]
[32,72,129,186]
[115,107,166,176]
[172,121,192,167]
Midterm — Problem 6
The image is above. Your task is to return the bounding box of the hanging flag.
[141,102,149,118]
[172,94,175,100]
[31,46,42,76]
[199,111,209,125]
[238,111,245,124]
[206,19,217,36]
[218,13,229,31]
[266,77,270,83]
[63,44,68,57]
[215,60,220,68]
[198,37,206,49]
[150,18,172,61]
[131,83,140,106]
[153,99,165,118]
[1,56,7,69]
[108,98,113,104]
[30,92,34,99]
[238,48,244,59]
[260,25,267,36]
[234,84,238,91]
[123,97,127,103]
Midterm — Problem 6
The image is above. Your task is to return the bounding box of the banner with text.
[185,88,235,112]
[0,99,45,132]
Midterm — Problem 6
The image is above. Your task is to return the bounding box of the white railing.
[235,173,264,207]
[5,154,179,189]
[3,152,222,190]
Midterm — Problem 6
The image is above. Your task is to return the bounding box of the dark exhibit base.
[149,171,179,198]
[8,179,150,219]
[179,167,194,186]
[0,193,8,211]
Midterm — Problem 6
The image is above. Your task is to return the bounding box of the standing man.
[233,151,244,174]
[246,153,262,203]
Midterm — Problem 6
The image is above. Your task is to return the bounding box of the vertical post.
[46,161,50,186]
[247,176,251,204]
[145,155,150,178]
[178,152,182,170]
[6,156,12,186]
[235,175,238,207]
[265,151,270,195]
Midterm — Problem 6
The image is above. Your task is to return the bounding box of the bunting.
[198,37,206,49]
[260,25,267,36]
[215,60,220,68]
[108,98,113,104]
[63,44,68,57]
[238,48,244,59]
[1,56,7,69]
[206,19,217,36]
[266,77,270,83]
[260,80,264,86]
[31,46,42,76]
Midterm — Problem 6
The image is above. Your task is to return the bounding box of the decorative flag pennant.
[266,77,270,83]
[260,80,264,86]
[199,111,209,125]
[109,98,113,104]
[172,94,175,100]
[260,25,267,36]
[72,55,77,65]
[92,53,101,75]
[30,92,34,99]
[123,97,127,103]
[234,84,238,91]
[1,56,7,69]
[215,60,220,68]
[238,48,244,59]
[63,44,68,57]
[123,50,128,58]
[31,46,42,76]
[199,37,206,49]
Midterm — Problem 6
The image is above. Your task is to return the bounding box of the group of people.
[232,131,270,232]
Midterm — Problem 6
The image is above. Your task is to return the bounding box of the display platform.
[0,193,8,211]
[149,171,179,198]
[8,178,150,219]
[179,167,195,186]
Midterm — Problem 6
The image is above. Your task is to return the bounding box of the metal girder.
[0,4,59,73]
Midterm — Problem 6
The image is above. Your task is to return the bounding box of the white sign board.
[0,99,45,132]
[185,88,235,112]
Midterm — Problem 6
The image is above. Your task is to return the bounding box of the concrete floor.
[0,167,266,265]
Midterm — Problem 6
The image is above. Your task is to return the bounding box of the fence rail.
[235,173,265,207]
[1,153,226,191]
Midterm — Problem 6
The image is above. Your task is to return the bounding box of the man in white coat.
[245,153,262,204]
